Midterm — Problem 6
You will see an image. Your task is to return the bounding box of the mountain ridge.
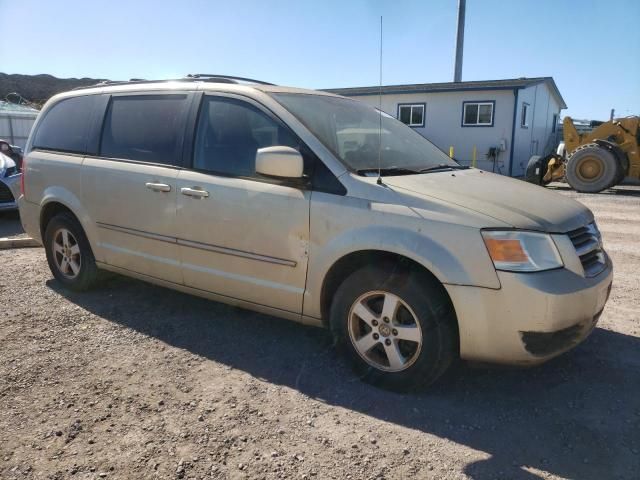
[0,73,107,107]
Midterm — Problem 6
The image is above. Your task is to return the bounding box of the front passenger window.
[194,96,299,177]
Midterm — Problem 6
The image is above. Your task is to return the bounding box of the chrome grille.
[567,222,606,277]
[0,181,15,203]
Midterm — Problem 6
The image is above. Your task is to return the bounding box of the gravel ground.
[1,186,639,480]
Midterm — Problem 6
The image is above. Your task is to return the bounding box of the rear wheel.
[565,143,620,193]
[330,264,458,391]
[44,213,99,291]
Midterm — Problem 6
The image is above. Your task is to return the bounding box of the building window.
[397,103,425,127]
[552,113,558,133]
[521,102,530,128]
[462,101,494,126]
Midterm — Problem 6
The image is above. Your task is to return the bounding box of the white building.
[326,77,566,177]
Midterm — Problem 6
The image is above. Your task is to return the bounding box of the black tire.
[525,155,546,186]
[44,212,99,291]
[565,143,621,193]
[330,264,458,392]
[613,157,628,186]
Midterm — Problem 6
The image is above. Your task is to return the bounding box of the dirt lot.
[1,186,639,480]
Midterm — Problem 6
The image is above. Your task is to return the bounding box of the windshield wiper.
[356,166,420,176]
[418,164,469,173]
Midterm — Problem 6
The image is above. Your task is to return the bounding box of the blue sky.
[1,0,638,119]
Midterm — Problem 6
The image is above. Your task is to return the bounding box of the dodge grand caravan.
[18,75,613,390]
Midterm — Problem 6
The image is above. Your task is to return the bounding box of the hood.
[383,169,593,233]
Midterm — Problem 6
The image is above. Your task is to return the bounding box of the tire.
[565,143,621,193]
[44,212,99,291]
[330,264,458,392]
[525,155,546,186]
[613,155,628,186]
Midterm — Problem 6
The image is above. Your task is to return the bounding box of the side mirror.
[255,146,304,179]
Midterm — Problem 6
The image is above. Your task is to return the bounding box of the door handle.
[180,187,209,198]
[145,182,171,192]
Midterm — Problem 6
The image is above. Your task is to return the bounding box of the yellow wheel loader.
[525,116,640,193]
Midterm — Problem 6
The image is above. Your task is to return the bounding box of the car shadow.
[0,210,24,237]
[47,275,640,480]
[547,184,640,197]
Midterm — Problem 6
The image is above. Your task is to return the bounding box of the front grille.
[567,222,606,277]
[0,181,15,203]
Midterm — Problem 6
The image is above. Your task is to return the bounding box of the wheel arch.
[319,249,459,332]
[40,201,78,239]
[38,188,98,257]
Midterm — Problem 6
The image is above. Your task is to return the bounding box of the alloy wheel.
[348,290,423,372]
[52,228,81,279]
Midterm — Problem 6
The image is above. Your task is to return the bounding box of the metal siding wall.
[511,84,563,176]
[512,87,536,177]
[0,116,11,143]
[0,114,38,148]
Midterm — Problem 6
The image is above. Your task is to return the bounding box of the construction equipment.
[525,116,640,193]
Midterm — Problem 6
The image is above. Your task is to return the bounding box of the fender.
[593,139,629,174]
[40,186,102,261]
[303,223,500,319]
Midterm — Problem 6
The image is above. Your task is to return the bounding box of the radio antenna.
[376,16,383,185]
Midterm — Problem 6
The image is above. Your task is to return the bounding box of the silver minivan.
[18,76,613,390]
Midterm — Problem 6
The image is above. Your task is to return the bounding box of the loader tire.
[565,143,620,193]
[613,160,628,186]
[525,155,547,186]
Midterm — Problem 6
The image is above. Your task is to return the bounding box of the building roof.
[325,76,567,109]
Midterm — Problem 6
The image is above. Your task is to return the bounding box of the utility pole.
[454,0,466,82]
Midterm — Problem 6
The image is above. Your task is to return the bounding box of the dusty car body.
[17,76,613,390]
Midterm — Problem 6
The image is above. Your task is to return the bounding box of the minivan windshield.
[271,93,460,175]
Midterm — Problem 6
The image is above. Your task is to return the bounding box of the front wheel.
[565,143,620,193]
[330,265,458,391]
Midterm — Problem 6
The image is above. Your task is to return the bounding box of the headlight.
[482,230,563,272]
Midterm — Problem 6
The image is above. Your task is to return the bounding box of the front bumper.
[0,201,17,211]
[445,259,613,365]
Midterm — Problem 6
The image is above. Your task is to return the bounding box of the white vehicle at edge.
[0,152,21,211]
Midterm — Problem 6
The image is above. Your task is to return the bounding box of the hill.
[0,73,106,107]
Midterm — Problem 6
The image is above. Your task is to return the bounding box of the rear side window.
[100,95,189,165]
[33,95,97,153]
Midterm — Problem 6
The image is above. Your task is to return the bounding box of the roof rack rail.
[185,74,274,85]
[72,79,153,90]
[72,74,275,91]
